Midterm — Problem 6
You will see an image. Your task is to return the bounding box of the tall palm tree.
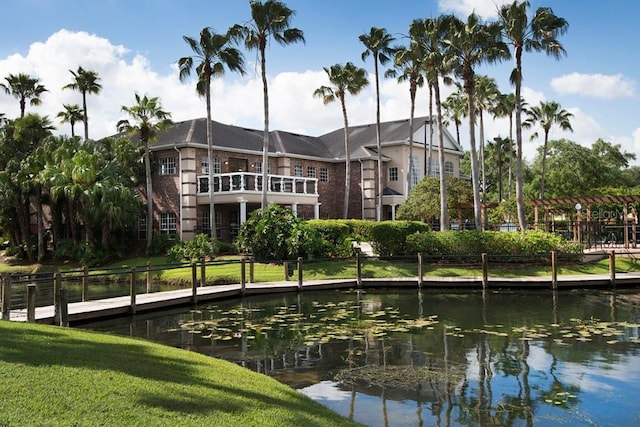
[411,16,454,230]
[474,75,500,206]
[385,42,424,195]
[56,103,84,137]
[63,66,102,141]
[498,0,568,230]
[178,27,245,238]
[524,100,573,198]
[360,27,395,221]
[491,92,516,199]
[314,63,369,219]
[0,73,48,118]
[231,0,304,211]
[444,14,509,230]
[117,94,173,252]
[442,84,467,147]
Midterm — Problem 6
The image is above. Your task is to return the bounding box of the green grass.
[0,320,361,427]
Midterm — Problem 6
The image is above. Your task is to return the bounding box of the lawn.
[0,320,361,427]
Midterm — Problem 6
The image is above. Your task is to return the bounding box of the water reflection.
[79,288,640,426]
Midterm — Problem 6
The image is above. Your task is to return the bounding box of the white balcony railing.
[196,172,318,196]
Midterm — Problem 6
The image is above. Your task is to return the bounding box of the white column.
[291,203,298,217]
[391,204,397,221]
[239,201,247,224]
[314,203,320,219]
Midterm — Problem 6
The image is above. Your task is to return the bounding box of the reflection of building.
[146,117,464,241]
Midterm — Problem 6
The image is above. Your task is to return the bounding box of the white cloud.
[437,0,513,18]
[551,72,636,99]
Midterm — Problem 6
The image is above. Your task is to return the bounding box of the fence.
[0,251,621,324]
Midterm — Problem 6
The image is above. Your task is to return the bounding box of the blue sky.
[1,0,638,164]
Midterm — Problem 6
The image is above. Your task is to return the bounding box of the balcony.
[197,172,318,196]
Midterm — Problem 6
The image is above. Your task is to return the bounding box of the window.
[201,210,211,236]
[320,168,329,182]
[159,157,176,175]
[213,158,221,174]
[255,162,271,174]
[389,167,398,182]
[445,161,454,176]
[160,213,177,235]
[294,164,303,177]
[138,217,147,240]
[411,156,421,188]
[307,166,316,178]
[201,157,209,174]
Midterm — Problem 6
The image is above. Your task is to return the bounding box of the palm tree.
[524,100,573,199]
[360,27,395,221]
[178,27,245,238]
[410,16,454,230]
[0,73,48,118]
[117,94,173,252]
[444,14,509,230]
[63,66,102,141]
[231,0,305,211]
[56,103,84,137]
[498,0,568,230]
[442,84,467,147]
[385,42,424,195]
[474,75,500,206]
[491,92,517,199]
[314,63,369,219]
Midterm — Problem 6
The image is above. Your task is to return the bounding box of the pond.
[78,288,640,427]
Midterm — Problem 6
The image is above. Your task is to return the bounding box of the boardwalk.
[8,271,640,324]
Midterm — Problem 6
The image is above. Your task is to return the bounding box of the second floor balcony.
[197,172,318,196]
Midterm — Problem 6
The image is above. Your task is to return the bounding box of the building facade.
[146,116,464,241]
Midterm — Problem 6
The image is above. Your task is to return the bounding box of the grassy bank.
[0,320,360,427]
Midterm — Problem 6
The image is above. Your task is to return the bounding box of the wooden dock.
[8,272,640,325]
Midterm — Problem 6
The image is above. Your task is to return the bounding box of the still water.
[79,288,640,426]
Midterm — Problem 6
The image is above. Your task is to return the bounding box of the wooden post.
[146,262,152,293]
[249,257,254,283]
[191,263,198,304]
[481,253,488,290]
[297,257,303,290]
[417,253,423,287]
[356,252,362,288]
[551,251,558,290]
[284,262,289,281]
[53,272,61,325]
[58,288,69,327]
[609,250,616,287]
[130,267,137,314]
[2,275,11,320]
[27,284,37,322]
[82,265,88,302]
[240,258,246,295]
[200,258,206,287]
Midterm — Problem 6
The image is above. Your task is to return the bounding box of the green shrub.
[306,220,354,257]
[370,221,430,256]
[168,234,219,262]
[236,204,323,261]
[147,234,177,256]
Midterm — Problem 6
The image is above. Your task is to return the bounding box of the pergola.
[531,195,640,249]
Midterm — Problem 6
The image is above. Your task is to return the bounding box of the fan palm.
[444,13,509,230]
[178,27,245,238]
[314,63,369,219]
[360,27,395,221]
[0,73,48,118]
[63,66,102,141]
[231,0,304,211]
[56,103,84,137]
[498,0,568,229]
[117,94,173,252]
[524,100,573,199]
[474,75,500,205]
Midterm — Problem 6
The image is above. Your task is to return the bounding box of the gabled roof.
[146,116,464,162]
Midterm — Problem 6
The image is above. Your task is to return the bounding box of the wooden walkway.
[8,272,640,324]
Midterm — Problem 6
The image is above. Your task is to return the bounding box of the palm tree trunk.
[206,80,215,238]
[82,91,89,141]
[260,47,270,211]
[479,109,486,230]
[514,55,526,230]
[539,131,550,199]
[374,60,383,221]
[341,97,350,219]
[144,143,153,252]
[434,80,449,230]
[36,184,45,262]
[427,85,433,177]
[464,75,482,230]
[408,81,416,195]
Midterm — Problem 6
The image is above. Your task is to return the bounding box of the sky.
[0,0,638,165]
